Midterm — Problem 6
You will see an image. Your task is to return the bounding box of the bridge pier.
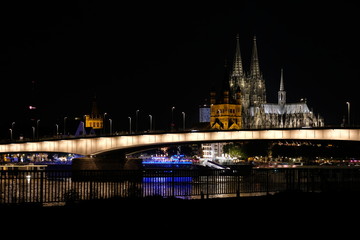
[72,151,142,170]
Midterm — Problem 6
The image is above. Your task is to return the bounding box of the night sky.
[1,1,359,139]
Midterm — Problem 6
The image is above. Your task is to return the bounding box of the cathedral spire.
[232,34,244,77]
[250,35,266,105]
[278,68,286,106]
[230,34,246,102]
[280,68,284,91]
[250,35,261,79]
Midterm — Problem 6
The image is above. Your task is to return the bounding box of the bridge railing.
[1,167,360,205]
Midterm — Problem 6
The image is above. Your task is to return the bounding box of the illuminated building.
[84,96,104,130]
[229,34,324,129]
[199,34,325,162]
[199,100,211,123]
[201,142,226,161]
[210,63,242,130]
[199,63,242,162]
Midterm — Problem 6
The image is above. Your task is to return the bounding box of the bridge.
[1,128,359,156]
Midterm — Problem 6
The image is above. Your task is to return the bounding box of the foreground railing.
[1,167,360,205]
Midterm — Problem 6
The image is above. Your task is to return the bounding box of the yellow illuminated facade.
[210,87,242,130]
[85,96,103,129]
[85,114,103,129]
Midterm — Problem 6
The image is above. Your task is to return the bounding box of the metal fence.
[1,167,360,205]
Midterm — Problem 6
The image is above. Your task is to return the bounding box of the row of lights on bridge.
[8,107,187,141]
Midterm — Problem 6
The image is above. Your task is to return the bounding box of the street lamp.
[37,119,40,139]
[11,122,15,140]
[103,112,107,135]
[128,116,132,134]
[56,124,59,137]
[182,112,186,131]
[346,102,350,126]
[64,117,67,137]
[109,119,112,135]
[171,106,175,131]
[149,114,152,132]
[9,128,12,141]
[136,109,139,133]
[32,126,35,140]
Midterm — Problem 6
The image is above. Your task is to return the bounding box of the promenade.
[3,190,359,211]
[3,190,360,233]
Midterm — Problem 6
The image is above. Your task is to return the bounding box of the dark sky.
[1,1,359,139]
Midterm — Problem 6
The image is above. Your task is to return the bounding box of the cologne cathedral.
[210,35,324,130]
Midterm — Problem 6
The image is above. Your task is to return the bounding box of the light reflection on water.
[142,177,195,197]
[143,177,193,183]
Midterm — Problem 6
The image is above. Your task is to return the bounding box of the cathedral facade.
[228,35,324,129]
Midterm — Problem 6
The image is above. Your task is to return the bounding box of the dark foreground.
[2,190,360,212]
[2,191,360,236]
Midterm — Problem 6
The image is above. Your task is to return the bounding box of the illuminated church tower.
[249,36,266,107]
[84,96,103,130]
[229,35,266,128]
[210,63,242,130]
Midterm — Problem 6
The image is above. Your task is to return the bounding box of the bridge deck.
[0,128,359,155]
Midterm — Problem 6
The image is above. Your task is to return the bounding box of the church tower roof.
[280,68,284,91]
[250,35,261,79]
[232,34,244,78]
[278,68,286,106]
[91,95,100,116]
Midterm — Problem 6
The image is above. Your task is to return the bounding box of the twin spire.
[231,34,285,95]
[232,34,261,79]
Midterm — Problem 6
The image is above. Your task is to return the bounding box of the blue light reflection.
[143,177,193,183]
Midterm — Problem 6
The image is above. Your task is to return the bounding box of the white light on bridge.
[186,132,207,141]
[1,129,360,156]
